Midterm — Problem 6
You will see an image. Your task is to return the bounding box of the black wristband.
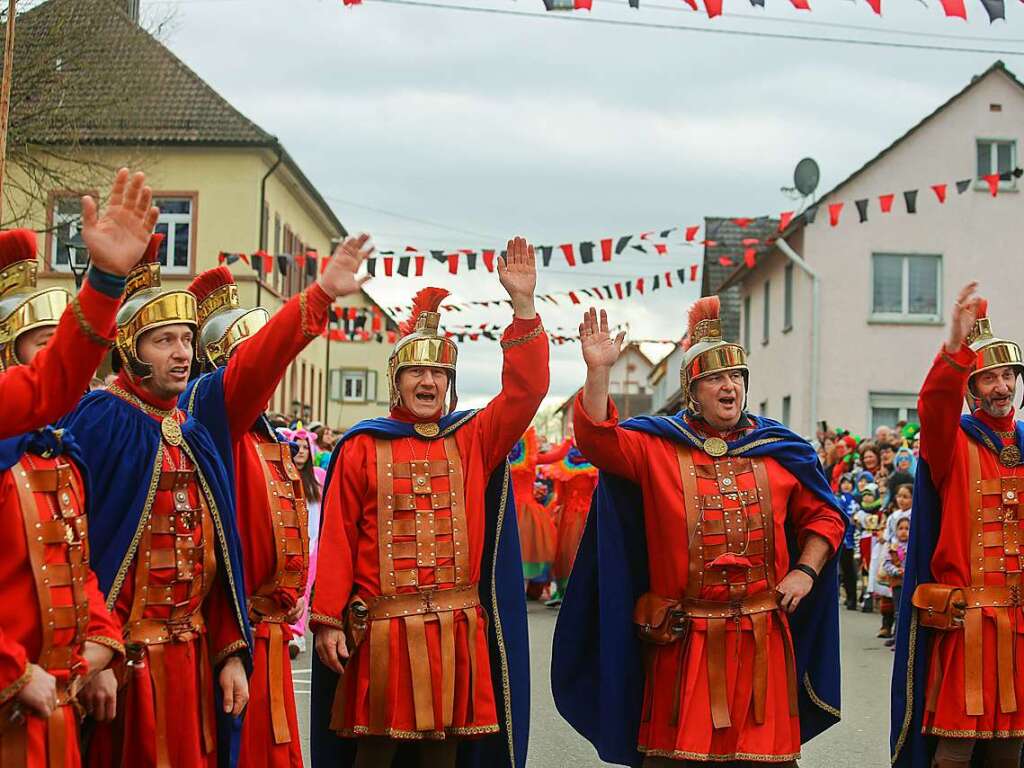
[793,563,818,582]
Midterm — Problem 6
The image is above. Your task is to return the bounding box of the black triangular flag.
[276,255,289,275]
[956,179,972,194]
[603,285,613,299]
[430,250,446,263]
[629,0,639,6]
[225,253,240,265]
[631,245,646,253]
[904,190,918,214]
[466,252,477,271]
[980,0,1005,21]
[625,281,633,297]
[579,242,595,264]
[306,255,318,278]
[855,199,869,223]
[365,258,377,277]
[652,274,660,290]
[676,268,687,283]
[749,0,765,5]
[397,256,410,277]
[804,205,818,225]
[581,288,594,298]
[659,228,673,238]
[615,235,633,254]
[538,246,553,267]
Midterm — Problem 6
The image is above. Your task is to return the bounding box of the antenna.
[780,157,820,206]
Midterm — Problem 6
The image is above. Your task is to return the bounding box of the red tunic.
[86,374,246,768]
[311,316,548,739]
[574,395,845,762]
[0,283,118,440]
[225,284,329,768]
[0,453,124,768]
[542,446,597,582]
[918,345,1024,739]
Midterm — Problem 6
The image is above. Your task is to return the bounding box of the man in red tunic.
[555,299,846,766]
[311,237,547,768]
[0,168,161,767]
[0,169,159,439]
[891,282,1024,768]
[185,236,373,768]
[65,237,252,768]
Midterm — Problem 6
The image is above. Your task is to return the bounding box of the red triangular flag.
[828,202,844,227]
[482,249,495,272]
[383,257,394,277]
[983,173,1001,196]
[718,256,734,267]
[778,211,794,231]
[744,248,757,268]
[636,277,645,295]
[704,0,722,17]
[879,194,895,213]
[614,283,624,300]
[574,0,592,8]
[685,226,700,242]
[294,252,307,267]
[600,238,613,262]
[865,0,881,13]
[665,271,673,288]
[654,243,668,255]
[560,244,576,267]
[387,330,397,343]
[447,254,459,274]
[931,184,947,204]
[217,252,227,264]
[568,291,580,305]
[790,0,810,8]
[938,0,967,17]
[690,264,699,281]
[415,255,425,276]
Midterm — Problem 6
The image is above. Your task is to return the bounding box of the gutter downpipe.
[776,237,821,437]
[257,144,284,308]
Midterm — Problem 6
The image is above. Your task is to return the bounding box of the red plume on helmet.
[976,298,989,320]
[399,287,449,336]
[188,266,234,305]
[0,229,38,270]
[137,233,165,267]
[687,295,721,343]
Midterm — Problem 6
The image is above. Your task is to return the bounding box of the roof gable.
[13,0,273,146]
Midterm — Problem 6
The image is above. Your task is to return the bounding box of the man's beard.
[980,389,1016,418]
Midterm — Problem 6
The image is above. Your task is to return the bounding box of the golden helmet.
[680,295,748,411]
[388,287,458,411]
[0,229,70,372]
[115,234,197,378]
[188,266,268,368]
[966,300,1023,396]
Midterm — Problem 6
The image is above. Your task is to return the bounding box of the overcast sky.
[141,0,1023,407]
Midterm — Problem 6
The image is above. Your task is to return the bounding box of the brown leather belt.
[367,584,479,620]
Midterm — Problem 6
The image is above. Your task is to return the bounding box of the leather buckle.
[728,600,744,618]
[165,617,198,640]
[420,586,438,613]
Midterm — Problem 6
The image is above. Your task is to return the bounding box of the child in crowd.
[854,483,886,616]
[882,516,911,651]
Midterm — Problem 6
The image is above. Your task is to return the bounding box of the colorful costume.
[891,307,1024,767]
[185,267,332,768]
[542,444,597,589]
[0,235,124,768]
[553,297,846,765]
[60,241,252,768]
[508,430,568,582]
[0,230,123,439]
[309,287,547,767]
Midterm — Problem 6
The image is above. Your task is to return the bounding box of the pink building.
[721,60,1024,438]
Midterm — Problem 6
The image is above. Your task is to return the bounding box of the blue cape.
[0,426,81,472]
[310,411,531,768]
[59,369,253,768]
[890,415,1024,768]
[551,412,846,767]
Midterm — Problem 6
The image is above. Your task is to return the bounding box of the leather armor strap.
[267,622,291,744]
[675,448,702,600]
[376,440,398,596]
[392,460,450,479]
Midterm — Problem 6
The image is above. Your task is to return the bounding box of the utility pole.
[0,0,18,222]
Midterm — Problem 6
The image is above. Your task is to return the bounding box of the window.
[261,203,270,250]
[871,254,941,322]
[759,400,768,417]
[976,139,1017,191]
[330,369,378,403]
[152,197,193,274]
[783,263,794,331]
[743,295,751,350]
[782,396,791,427]
[869,393,919,434]
[761,280,770,345]
[50,197,88,273]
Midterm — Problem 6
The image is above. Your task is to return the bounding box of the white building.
[720,60,1024,437]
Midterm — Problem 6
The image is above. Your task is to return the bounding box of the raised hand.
[318,233,373,299]
[82,168,161,277]
[497,236,537,319]
[579,308,625,371]
[946,281,983,353]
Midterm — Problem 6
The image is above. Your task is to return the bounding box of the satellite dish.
[793,158,820,197]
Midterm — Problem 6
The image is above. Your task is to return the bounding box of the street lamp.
[57,230,90,288]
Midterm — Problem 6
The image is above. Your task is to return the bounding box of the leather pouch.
[633,592,689,646]
[912,583,967,631]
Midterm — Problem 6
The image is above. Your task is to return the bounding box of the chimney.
[122,0,140,22]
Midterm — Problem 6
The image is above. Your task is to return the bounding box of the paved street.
[294,603,892,767]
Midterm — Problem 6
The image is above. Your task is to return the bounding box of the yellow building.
[8,0,394,428]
